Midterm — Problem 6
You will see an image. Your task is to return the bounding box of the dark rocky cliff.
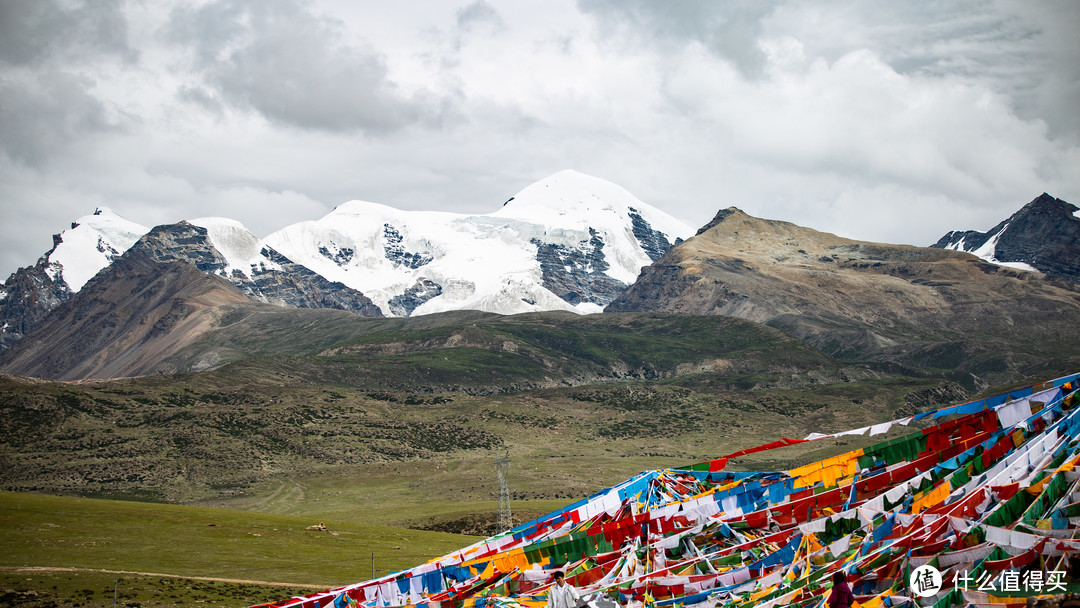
[0,255,72,351]
[932,193,1080,282]
[532,229,627,307]
[132,223,383,318]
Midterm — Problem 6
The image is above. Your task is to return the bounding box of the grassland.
[0,491,480,607]
[0,370,963,523]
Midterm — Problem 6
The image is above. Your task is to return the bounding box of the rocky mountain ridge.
[135,222,383,318]
[0,254,71,351]
[931,192,1080,282]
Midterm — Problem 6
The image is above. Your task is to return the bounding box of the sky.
[1,0,1078,279]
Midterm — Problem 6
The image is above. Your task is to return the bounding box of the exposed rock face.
[607,207,1080,382]
[133,223,382,318]
[388,279,443,316]
[628,207,678,262]
[251,245,383,317]
[137,223,232,273]
[382,224,433,269]
[318,243,355,266]
[0,256,72,350]
[932,193,1080,282]
[0,249,252,380]
[532,229,628,306]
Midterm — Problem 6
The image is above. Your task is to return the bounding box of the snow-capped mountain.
[264,170,693,316]
[0,208,147,349]
[0,171,694,351]
[930,193,1080,282]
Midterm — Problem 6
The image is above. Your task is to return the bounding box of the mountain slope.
[606,207,1080,382]
[931,193,1080,281]
[0,249,251,380]
[146,308,842,393]
[0,317,951,506]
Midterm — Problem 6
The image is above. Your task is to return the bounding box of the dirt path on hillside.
[247,479,306,513]
[249,480,288,510]
[0,566,327,589]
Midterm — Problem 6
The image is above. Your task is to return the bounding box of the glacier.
[259,170,693,316]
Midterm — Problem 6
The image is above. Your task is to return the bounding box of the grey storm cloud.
[0,0,134,67]
[457,1,504,32]
[577,0,780,78]
[576,1,1080,142]
[167,0,442,133]
[0,70,116,166]
[758,1,1080,141]
[0,0,131,167]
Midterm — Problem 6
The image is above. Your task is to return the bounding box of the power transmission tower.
[496,450,512,532]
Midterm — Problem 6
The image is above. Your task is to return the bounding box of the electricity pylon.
[496,450,512,532]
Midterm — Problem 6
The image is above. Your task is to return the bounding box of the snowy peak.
[0,207,147,350]
[498,170,635,217]
[262,171,695,317]
[931,193,1080,281]
[496,170,688,239]
[47,207,148,291]
[187,217,271,278]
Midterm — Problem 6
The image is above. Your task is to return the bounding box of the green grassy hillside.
[155,310,838,392]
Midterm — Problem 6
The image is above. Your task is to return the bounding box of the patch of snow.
[188,217,279,277]
[943,236,964,251]
[962,222,1040,274]
[992,260,1040,272]
[969,223,1006,260]
[44,262,63,283]
[574,302,605,315]
[47,207,148,291]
